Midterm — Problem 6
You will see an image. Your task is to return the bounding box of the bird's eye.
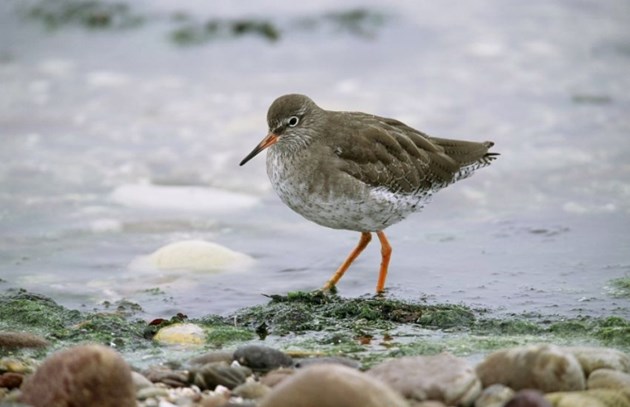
[287,116,300,127]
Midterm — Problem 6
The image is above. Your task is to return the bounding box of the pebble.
[189,351,235,366]
[153,323,206,346]
[144,367,189,387]
[19,344,135,407]
[566,346,630,375]
[0,332,49,350]
[132,371,154,391]
[545,389,630,407]
[293,356,361,369]
[587,368,630,391]
[505,390,552,407]
[0,372,23,389]
[232,381,272,399]
[190,361,252,390]
[475,383,515,407]
[259,367,295,387]
[259,364,408,407]
[476,344,586,392]
[136,386,170,400]
[233,345,293,372]
[368,352,481,405]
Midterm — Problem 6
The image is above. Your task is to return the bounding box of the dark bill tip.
[238,133,279,166]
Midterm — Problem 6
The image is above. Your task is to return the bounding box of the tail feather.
[429,137,499,183]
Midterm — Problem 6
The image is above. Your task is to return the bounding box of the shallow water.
[1,0,629,319]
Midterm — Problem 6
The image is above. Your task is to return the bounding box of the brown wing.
[327,112,496,195]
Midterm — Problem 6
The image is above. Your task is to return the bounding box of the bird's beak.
[239,133,279,166]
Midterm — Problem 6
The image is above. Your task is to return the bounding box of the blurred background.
[0,0,629,318]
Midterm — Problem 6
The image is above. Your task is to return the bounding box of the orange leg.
[322,232,372,291]
[375,231,392,293]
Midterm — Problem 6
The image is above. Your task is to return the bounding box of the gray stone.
[476,344,585,392]
[368,352,481,406]
[233,345,292,372]
[259,364,408,407]
[190,361,252,390]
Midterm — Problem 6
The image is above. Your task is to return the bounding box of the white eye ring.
[287,116,300,127]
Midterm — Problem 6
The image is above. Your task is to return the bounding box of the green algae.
[20,1,386,45]
[1,289,629,367]
[26,0,143,30]
[234,291,477,336]
[609,277,630,298]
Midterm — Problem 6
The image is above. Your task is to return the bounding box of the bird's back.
[324,111,497,197]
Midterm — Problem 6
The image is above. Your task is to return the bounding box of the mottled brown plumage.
[240,94,498,293]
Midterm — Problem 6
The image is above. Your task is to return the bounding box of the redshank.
[240,94,498,293]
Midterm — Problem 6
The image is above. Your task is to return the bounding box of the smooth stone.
[0,332,49,350]
[136,386,169,400]
[588,368,630,391]
[232,381,272,399]
[566,347,630,375]
[259,364,408,407]
[145,240,253,272]
[476,344,586,392]
[153,323,205,346]
[259,367,295,387]
[505,390,552,407]
[144,367,189,387]
[20,344,135,407]
[131,371,154,391]
[368,352,481,406]
[293,356,361,369]
[233,345,293,372]
[545,389,630,407]
[191,361,252,390]
[475,383,516,407]
[189,351,234,366]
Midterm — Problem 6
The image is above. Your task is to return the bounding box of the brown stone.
[20,344,135,407]
[0,332,49,350]
[259,364,408,407]
[476,344,585,392]
[0,372,23,389]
